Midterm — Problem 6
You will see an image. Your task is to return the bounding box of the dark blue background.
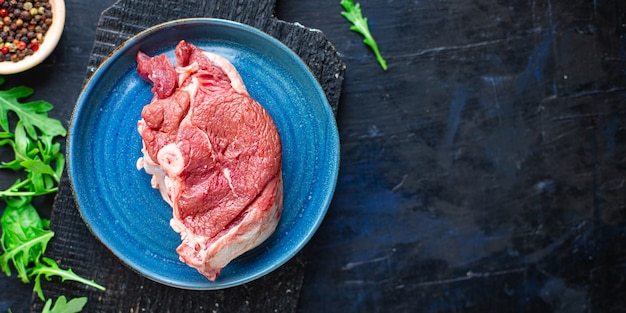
[1,0,625,312]
[278,1,626,312]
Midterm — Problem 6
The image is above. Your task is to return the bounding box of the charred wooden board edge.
[31,0,344,312]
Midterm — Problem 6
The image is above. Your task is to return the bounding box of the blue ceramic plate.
[68,18,339,289]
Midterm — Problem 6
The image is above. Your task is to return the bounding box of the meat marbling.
[135,40,283,281]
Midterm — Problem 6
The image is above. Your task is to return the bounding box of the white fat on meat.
[135,40,283,281]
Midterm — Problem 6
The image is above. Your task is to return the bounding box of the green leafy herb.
[0,80,66,139]
[32,257,106,300]
[42,296,88,313]
[340,0,388,70]
[0,203,53,283]
[0,78,105,311]
[0,77,65,199]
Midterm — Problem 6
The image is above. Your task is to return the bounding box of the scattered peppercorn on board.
[30,0,343,312]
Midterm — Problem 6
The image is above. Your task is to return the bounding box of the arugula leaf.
[42,296,88,313]
[0,203,106,302]
[340,0,388,70]
[1,120,64,198]
[31,257,107,300]
[0,204,106,301]
[0,80,105,311]
[0,78,66,139]
[0,203,52,283]
[1,121,36,170]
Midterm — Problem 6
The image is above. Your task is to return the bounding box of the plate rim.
[67,18,340,289]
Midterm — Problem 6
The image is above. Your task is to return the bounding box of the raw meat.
[135,40,283,281]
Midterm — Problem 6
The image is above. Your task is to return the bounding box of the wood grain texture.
[29,0,343,312]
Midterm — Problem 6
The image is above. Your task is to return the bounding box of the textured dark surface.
[281,1,626,312]
[29,0,344,313]
[1,0,625,312]
[0,0,344,312]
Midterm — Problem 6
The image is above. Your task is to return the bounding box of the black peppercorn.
[19,10,29,21]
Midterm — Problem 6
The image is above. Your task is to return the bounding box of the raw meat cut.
[135,40,283,281]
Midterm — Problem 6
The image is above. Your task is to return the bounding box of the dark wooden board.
[29,0,343,312]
